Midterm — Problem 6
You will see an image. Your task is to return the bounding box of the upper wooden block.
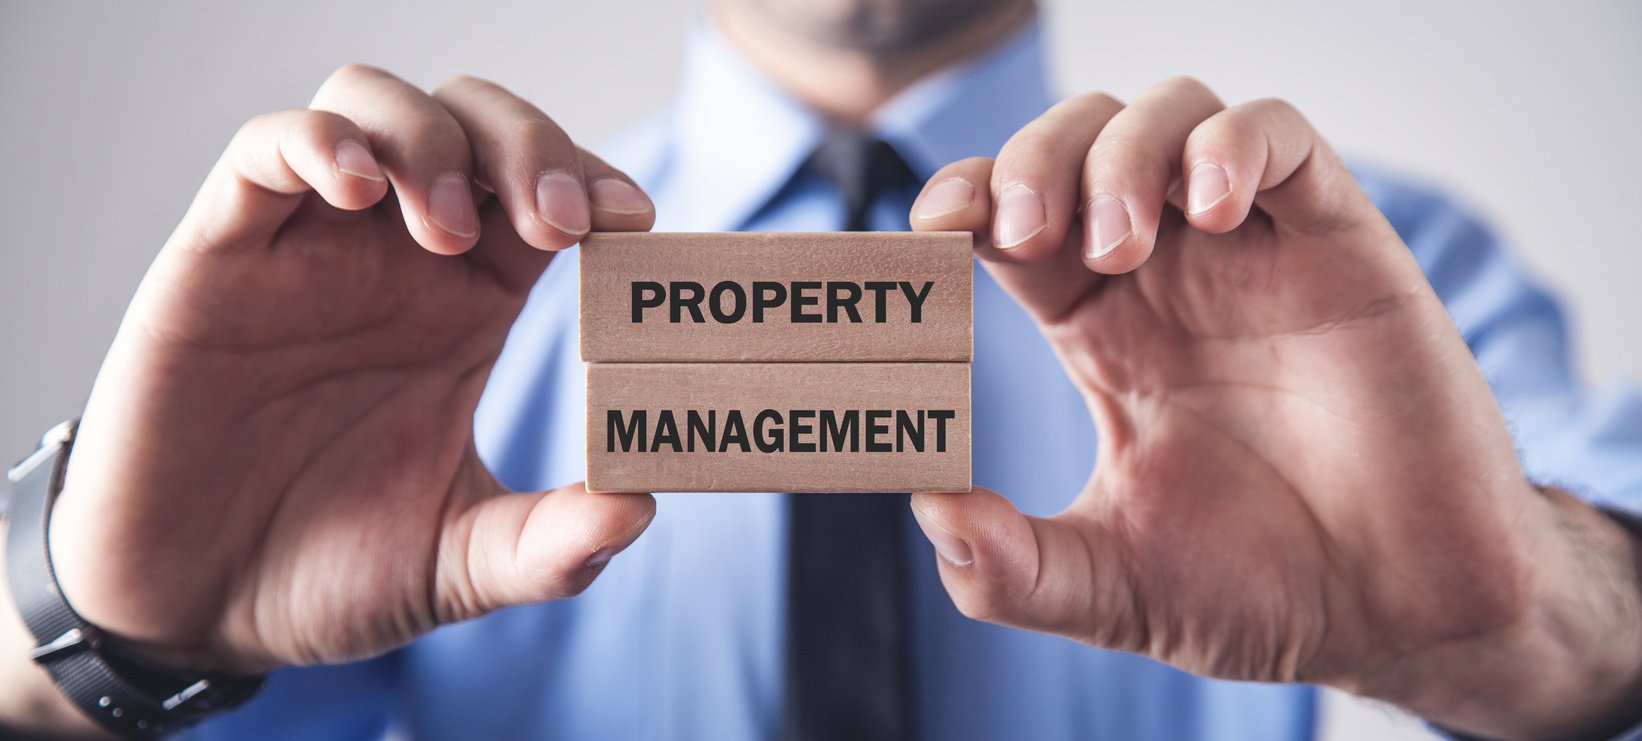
[579,232,973,362]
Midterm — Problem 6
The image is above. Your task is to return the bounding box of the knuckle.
[473,119,572,179]
[508,117,571,154]
[1086,134,1149,172]
[322,62,391,89]
[930,156,994,187]
[312,63,406,108]
[1202,99,1311,148]
[1064,90,1124,115]
[1152,74,1215,99]
[1007,93,1124,157]
[577,147,616,176]
[1246,96,1304,121]
[234,108,332,147]
[999,128,1061,162]
[234,109,286,139]
[288,108,348,140]
[1196,107,1258,143]
[435,72,500,97]
[399,113,467,151]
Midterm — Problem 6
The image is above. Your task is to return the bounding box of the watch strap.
[5,421,264,737]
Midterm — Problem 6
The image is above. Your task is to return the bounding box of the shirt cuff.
[1429,720,1642,741]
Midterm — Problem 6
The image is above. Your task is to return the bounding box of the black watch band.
[4,420,265,738]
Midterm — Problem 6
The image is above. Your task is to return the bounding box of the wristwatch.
[3,420,265,738]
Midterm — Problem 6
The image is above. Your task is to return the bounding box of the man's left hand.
[907,77,1642,740]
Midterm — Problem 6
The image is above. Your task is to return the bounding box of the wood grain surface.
[580,232,972,362]
[587,362,970,493]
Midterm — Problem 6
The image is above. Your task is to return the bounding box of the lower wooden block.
[587,363,970,493]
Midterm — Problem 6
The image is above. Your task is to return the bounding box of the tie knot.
[806,135,917,231]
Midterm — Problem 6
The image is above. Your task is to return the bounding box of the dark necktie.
[782,134,919,741]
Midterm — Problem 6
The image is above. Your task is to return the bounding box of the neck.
[711,1,1036,123]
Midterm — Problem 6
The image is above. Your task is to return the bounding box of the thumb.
[910,488,1136,646]
[433,481,656,624]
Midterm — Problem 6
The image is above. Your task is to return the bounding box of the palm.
[54,194,548,671]
[1008,208,1531,684]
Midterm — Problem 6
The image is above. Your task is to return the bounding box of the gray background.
[4,2,1639,738]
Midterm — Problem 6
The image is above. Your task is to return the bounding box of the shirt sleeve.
[1358,169,1642,740]
[1436,722,1642,741]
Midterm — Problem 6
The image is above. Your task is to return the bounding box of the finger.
[578,148,657,233]
[310,64,480,256]
[435,482,657,623]
[910,488,1135,646]
[466,199,556,296]
[912,157,1096,324]
[1181,98,1369,235]
[435,76,595,251]
[989,92,1126,258]
[913,91,1126,324]
[911,157,993,241]
[1083,77,1226,273]
[176,109,390,251]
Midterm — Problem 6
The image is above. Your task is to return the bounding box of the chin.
[734,0,1018,53]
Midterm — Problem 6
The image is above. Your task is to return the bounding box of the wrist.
[6,419,266,737]
[0,529,112,738]
[1368,487,1642,740]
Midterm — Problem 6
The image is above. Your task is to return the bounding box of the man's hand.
[2,64,659,732]
[907,77,1642,739]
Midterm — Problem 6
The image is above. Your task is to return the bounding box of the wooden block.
[587,363,970,493]
[580,232,972,362]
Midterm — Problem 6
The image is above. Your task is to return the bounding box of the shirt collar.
[657,17,1053,231]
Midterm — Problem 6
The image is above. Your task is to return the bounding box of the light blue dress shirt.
[192,22,1642,741]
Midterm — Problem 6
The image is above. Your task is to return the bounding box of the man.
[2,0,1639,738]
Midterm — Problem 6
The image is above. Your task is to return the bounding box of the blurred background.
[3,1,1639,738]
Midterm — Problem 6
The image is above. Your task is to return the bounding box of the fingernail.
[426,173,478,238]
[583,545,620,571]
[535,172,591,236]
[334,140,384,182]
[911,504,974,567]
[1087,194,1131,258]
[993,184,1046,249]
[588,178,652,215]
[914,178,975,220]
[1187,163,1231,215]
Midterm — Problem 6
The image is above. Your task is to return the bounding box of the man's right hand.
[3,65,657,727]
